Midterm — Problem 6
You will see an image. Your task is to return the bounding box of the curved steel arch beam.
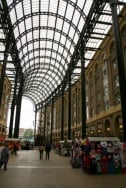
[24,86,48,99]
[22,55,67,76]
[24,70,61,90]
[24,87,49,103]
[10,11,82,36]
[63,0,87,19]
[8,1,86,21]
[22,49,68,77]
[24,63,64,83]
[24,75,63,97]
[24,76,58,95]
[24,78,52,92]
[15,26,76,47]
[24,91,44,105]
[22,55,66,74]
[21,47,69,69]
[18,38,73,58]
[24,85,49,99]
[27,87,47,98]
[19,37,72,77]
[23,60,65,80]
[6,0,87,107]
[22,54,65,94]
[23,74,55,94]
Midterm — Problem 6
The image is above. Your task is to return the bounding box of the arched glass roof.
[0,0,126,108]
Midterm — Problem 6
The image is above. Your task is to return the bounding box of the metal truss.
[0,0,126,111]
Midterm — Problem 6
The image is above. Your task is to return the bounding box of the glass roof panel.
[40,40,46,48]
[73,33,79,44]
[69,27,75,40]
[40,30,47,38]
[48,16,56,28]
[57,54,61,61]
[49,1,58,13]
[18,21,25,34]
[16,3,23,19]
[28,43,33,51]
[14,27,19,38]
[25,18,32,30]
[40,0,49,12]
[65,4,74,20]
[63,21,69,34]
[54,32,60,41]
[58,1,67,16]
[65,40,71,50]
[8,54,12,61]
[78,16,85,31]
[33,30,39,40]
[10,9,16,24]
[47,30,54,39]
[60,35,66,45]
[0,43,5,51]
[72,10,80,25]
[34,41,39,48]
[56,18,63,30]
[32,0,39,12]
[33,17,39,27]
[40,15,48,26]
[23,0,31,14]
[46,41,52,49]
[82,0,93,15]
[21,36,26,46]
[1,0,125,106]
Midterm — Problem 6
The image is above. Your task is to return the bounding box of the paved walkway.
[0,148,126,188]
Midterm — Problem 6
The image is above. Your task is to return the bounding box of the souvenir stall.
[81,137,126,174]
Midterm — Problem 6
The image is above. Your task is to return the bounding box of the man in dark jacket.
[0,144,9,170]
[45,142,51,160]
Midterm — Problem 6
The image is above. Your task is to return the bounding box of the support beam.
[68,70,71,140]
[43,103,47,140]
[50,97,54,144]
[109,0,126,141]
[61,85,64,140]
[80,41,87,139]
[8,68,18,137]
[0,29,11,107]
[13,78,23,138]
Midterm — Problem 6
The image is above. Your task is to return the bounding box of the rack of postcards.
[81,137,126,174]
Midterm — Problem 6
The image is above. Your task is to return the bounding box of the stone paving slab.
[0,149,126,188]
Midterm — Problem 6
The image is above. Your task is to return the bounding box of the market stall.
[81,137,126,174]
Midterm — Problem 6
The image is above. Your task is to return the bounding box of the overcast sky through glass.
[7,98,35,130]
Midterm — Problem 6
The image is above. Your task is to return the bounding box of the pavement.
[0,148,126,188]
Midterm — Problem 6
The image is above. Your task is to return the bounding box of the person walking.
[45,142,51,160]
[39,145,44,160]
[0,143,9,170]
[13,143,18,155]
[0,143,4,157]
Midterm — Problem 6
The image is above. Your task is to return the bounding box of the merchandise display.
[81,137,126,174]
